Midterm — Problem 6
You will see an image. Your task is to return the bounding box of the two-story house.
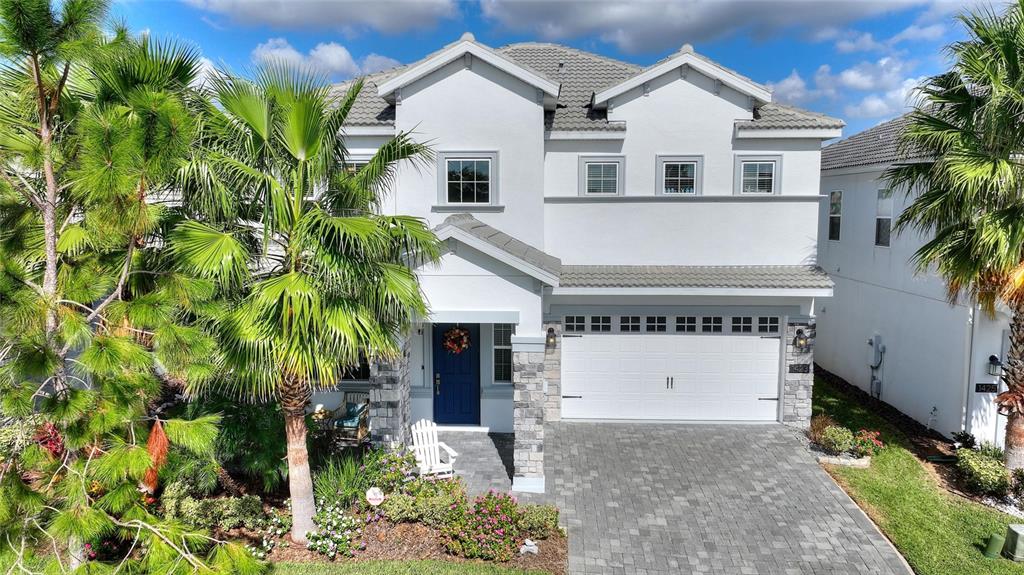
[320,33,843,492]
[816,115,1010,446]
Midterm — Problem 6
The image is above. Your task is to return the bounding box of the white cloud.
[835,57,914,91]
[845,76,925,118]
[768,70,812,104]
[185,0,458,34]
[251,38,400,79]
[191,56,218,88]
[890,23,946,43]
[480,0,942,53]
[835,32,885,53]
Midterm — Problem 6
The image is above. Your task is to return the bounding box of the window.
[646,316,667,332]
[875,188,893,247]
[564,316,585,333]
[735,156,781,195]
[675,316,697,333]
[446,158,490,204]
[701,316,723,333]
[341,354,370,380]
[758,317,780,334]
[620,316,641,332]
[828,191,842,241]
[493,324,514,383]
[590,316,611,332]
[345,161,368,175]
[578,156,624,196]
[731,316,753,333]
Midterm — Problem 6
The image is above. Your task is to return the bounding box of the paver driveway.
[538,422,910,575]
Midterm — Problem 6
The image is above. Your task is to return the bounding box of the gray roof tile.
[560,265,833,289]
[821,113,928,170]
[439,214,562,278]
[335,42,838,134]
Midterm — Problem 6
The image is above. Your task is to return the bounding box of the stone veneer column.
[512,343,546,493]
[542,321,562,422]
[369,336,412,446]
[782,320,815,428]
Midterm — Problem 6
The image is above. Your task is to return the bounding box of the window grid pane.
[663,162,696,194]
[676,316,697,332]
[741,162,775,194]
[591,316,611,332]
[620,316,641,332]
[758,317,779,333]
[564,316,585,332]
[586,162,618,194]
[732,316,753,333]
[646,316,667,332]
[702,316,723,333]
[875,218,892,247]
[828,216,841,241]
[494,349,512,382]
[446,158,491,203]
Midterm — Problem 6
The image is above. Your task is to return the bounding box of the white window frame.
[828,190,842,241]
[493,323,515,384]
[875,188,893,248]
[731,316,753,333]
[656,155,703,196]
[437,151,499,208]
[701,316,723,333]
[578,156,625,196]
[734,155,782,196]
[620,315,641,332]
[675,316,697,333]
[564,316,585,333]
[758,317,780,334]
[645,316,667,332]
[590,315,612,332]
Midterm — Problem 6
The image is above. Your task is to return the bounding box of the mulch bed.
[259,520,567,574]
[814,365,983,499]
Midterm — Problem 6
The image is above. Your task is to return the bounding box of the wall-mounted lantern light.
[988,355,1004,377]
[546,327,557,348]
[793,329,810,353]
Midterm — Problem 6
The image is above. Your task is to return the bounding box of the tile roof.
[438,213,562,278]
[559,265,833,290]
[337,41,837,133]
[821,113,928,170]
[738,102,845,131]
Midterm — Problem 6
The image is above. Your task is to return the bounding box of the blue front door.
[432,323,481,425]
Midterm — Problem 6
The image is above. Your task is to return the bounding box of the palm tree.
[173,65,439,542]
[885,0,1024,468]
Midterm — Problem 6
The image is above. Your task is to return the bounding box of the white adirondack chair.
[410,419,459,478]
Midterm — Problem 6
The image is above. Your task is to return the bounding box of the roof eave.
[377,40,560,101]
[434,224,561,287]
[549,286,833,297]
[735,126,844,139]
[592,52,772,108]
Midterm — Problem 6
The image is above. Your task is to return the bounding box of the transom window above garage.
[758,317,780,333]
[564,316,585,332]
[646,316,667,332]
[590,315,611,332]
[731,316,753,333]
[620,315,641,332]
[702,316,723,333]
[675,316,697,332]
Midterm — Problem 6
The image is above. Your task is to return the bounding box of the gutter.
[960,305,978,435]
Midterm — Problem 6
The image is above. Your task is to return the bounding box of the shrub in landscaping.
[852,429,884,458]
[444,491,523,562]
[361,449,416,494]
[520,504,560,539]
[819,425,854,455]
[952,430,976,449]
[162,480,266,530]
[956,448,1010,496]
[977,441,1005,460]
[382,477,467,528]
[808,414,837,444]
[306,505,364,559]
[315,454,363,508]
[1012,468,1024,500]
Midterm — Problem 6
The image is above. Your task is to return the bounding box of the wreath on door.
[442,326,472,355]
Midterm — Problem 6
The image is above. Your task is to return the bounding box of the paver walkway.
[442,422,911,575]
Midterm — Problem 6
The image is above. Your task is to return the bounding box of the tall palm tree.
[885,0,1024,468]
[173,65,439,542]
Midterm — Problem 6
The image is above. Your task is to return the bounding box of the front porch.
[436,429,515,496]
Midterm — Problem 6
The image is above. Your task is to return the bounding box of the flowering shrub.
[444,490,522,561]
[852,430,884,457]
[361,449,416,495]
[247,508,292,560]
[306,505,364,559]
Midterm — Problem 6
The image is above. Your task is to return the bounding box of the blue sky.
[113,1,994,136]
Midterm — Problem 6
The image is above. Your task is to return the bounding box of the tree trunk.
[1006,300,1024,470]
[284,412,316,544]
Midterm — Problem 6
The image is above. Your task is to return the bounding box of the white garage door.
[560,333,782,421]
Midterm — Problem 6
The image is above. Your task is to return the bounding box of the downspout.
[960,305,979,435]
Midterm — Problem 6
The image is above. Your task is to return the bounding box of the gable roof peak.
[460,31,475,42]
[679,43,694,54]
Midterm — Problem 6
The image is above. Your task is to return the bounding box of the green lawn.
[813,375,1024,575]
[270,561,546,575]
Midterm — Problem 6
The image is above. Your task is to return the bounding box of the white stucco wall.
[816,166,1009,443]
[544,198,820,265]
[389,57,546,247]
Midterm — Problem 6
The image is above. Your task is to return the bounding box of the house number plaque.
[976,383,998,393]
[788,364,811,374]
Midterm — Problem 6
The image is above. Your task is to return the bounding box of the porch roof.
[435,214,562,285]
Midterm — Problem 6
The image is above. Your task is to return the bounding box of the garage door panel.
[561,333,781,421]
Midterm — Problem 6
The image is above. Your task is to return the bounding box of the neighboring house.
[317,33,843,492]
[816,115,1009,446]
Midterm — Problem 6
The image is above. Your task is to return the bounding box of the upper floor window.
[875,188,893,247]
[437,151,499,207]
[493,324,515,383]
[828,191,842,241]
[578,156,624,196]
[657,155,703,195]
[734,155,781,195]
[345,161,369,175]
